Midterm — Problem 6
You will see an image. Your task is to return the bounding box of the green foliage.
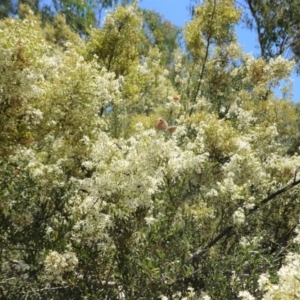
[141,9,181,66]
[190,0,300,70]
[42,13,83,48]
[85,4,143,76]
[185,0,240,58]
[0,0,134,35]
[184,0,241,108]
[242,0,300,69]
[0,0,12,18]
[52,0,97,35]
[0,0,39,19]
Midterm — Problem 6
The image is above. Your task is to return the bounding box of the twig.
[190,168,300,263]
[248,177,300,215]
[294,166,300,182]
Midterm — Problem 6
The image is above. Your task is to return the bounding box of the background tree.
[49,0,97,34]
[0,0,12,18]
[0,0,39,17]
[189,0,300,67]
[242,0,300,64]
[141,9,181,66]
[0,0,134,34]
[184,0,241,114]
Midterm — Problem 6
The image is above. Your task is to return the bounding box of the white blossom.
[44,250,78,282]
[233,207,245,225]
[238,290,255,300]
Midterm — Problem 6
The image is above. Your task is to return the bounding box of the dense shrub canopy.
[0,1,300,299]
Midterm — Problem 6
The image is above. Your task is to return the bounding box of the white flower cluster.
[238,290,255,300]
[160,286,198,300]
[258,253,300,299]
[24,107,43,126]
[44,250,78,282]
[68,126,211,247]
[267,55,295,81]
[233,207,245,226]
[227,103,257,128]
[293,225,300,244]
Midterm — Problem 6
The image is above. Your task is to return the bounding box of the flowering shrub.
[1,1,300,299]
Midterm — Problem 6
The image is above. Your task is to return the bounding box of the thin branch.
[245,0,265,57]
[190,225,234,265]
[294,166,300,182]
[190,170,300,264]
[189,0,217,116]
[248,177,300,215]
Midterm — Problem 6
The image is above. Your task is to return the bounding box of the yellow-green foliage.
[85,5,144,76]
[186,112,238,159]
[122,47,177,113]
[43,14,83,49]
[185,0,240,60]
[0,16,50,156]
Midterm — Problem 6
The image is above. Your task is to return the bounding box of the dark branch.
[190,170,300,264]
[248,177,300,215]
